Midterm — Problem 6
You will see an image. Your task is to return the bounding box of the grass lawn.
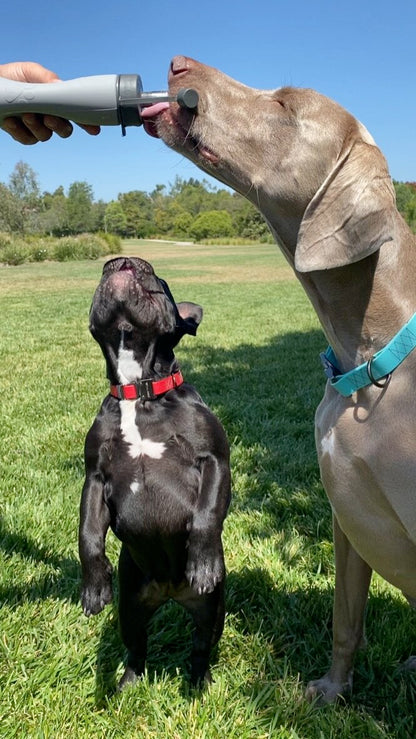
[1,240,415,738]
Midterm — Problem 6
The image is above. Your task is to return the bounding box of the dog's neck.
[103,332,178,386]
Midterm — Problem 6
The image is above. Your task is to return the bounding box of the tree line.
[1,161,415,241]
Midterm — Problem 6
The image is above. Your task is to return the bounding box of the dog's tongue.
[140,102,169,138]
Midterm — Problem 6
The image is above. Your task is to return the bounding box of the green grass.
[1,240,415,738]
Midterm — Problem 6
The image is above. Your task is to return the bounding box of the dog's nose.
[170,56,192,76]
[118,257,136,272]
[169,56,202,85]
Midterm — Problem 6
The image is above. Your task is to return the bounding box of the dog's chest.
[102,401,200,539]
[119,399,166,460]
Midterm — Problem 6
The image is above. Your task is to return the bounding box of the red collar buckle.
[110,370,184,401]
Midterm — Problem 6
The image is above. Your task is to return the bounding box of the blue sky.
[1,0,415,202]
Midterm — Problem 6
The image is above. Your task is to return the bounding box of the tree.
[104,201,127,235]
[173,212,193,238]
[154,201,186,235]
[91,200,106,232]
[0,183,24,232]
[66,181,94,233]
[8,161,41,232]
[38,186,68,235]
[394,181,414,213]
[189,210,234,241]
[393,181,416,233]
[9,161,40,204]
[233,199,271,240]
[150,184,167,208]
[168,176,223,215]
[118,190,155,237]
[405,196,416,233]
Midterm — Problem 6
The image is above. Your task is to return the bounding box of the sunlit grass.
[0,240,415,738]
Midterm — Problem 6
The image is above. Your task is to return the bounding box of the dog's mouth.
[141,103,219,165]
[140,102,170,139]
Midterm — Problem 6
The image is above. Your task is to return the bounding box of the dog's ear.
[295,141,396,272]
[176,301,203,336]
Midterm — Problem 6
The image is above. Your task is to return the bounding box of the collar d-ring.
[366,357,391,389]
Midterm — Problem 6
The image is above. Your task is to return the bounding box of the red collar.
[110,370,184,401]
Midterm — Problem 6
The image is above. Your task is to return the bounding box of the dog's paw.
[190,667,213,689]
[81,565,113,617]
[305,673,352,705]
[118,666,144,692]
[186,538,225,594]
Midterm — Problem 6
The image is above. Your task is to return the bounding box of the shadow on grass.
[180,328,327,533]
[0,519,80,604]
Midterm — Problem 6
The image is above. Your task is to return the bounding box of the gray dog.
[79,256,231,688]
[141,55,416,702]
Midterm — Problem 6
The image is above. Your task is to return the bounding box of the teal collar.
[320,312,416,397]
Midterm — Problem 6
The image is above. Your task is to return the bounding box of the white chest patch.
[119,400,166,460]
[320,428,335,458]
[117,342,166,460]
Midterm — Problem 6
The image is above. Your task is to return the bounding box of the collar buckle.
[320,350,340,380]
[139,378,156,401]
[109,370,184,402]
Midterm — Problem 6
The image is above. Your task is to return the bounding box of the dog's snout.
[103,256,154,277]
[119,257,153,275]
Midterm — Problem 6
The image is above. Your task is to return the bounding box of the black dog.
[78,256,231,688]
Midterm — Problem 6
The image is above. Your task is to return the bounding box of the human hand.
[0,62,100,144]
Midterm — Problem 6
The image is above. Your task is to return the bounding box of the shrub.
[1,239,29,265]
[53,234,111,261]
[53,237,81,261]
[0,233,114,266]
[97,231,122,253]
[30,246,49,262]
[0,232,13,249]
[27,237,53,262]
[74,234,103,260]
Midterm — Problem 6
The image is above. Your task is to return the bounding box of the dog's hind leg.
[117,544,164,691]
[306,515,372,704]
[183,580,225,687]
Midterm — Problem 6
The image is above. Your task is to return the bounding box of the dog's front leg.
[186,454,231,595]
[306,515,372,704]
[79,473,113,616]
